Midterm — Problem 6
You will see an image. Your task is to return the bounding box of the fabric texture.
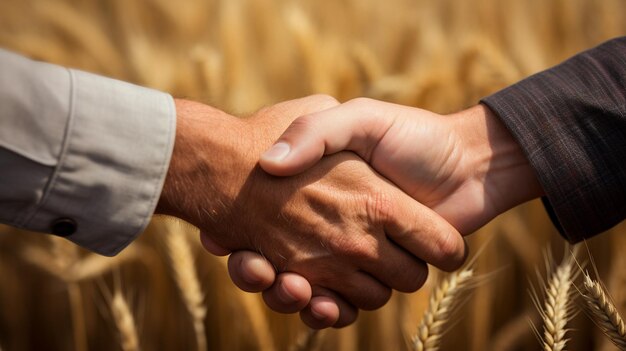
[0,49,176,256]
[482,37,626,243]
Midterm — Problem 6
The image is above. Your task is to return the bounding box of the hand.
[155,95,467,328]
[235,98,544,322]
[259,98,544,234]
[224,98,543,328]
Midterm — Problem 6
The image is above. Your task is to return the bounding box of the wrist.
[452,104,544,214]
[155,99,252,223]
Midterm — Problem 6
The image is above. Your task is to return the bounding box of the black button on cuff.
[51,218,77,237]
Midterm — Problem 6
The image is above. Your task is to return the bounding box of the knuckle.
[333,309,358,328]
[435,232,465,271]
[366,191,395,225]
[399,264,429,293]
[283,114,319,139]
[262,290,288,313]
[359,286,392,311]
[347,97,373,106]
[395,263,428,293]
[290,114,316,129]
[307,94,339,108]
[328,234,377,261]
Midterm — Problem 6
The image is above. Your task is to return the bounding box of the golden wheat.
[43,238,88,351]
[290,329,322,351]
[22,237,144,351]
[164,221,207,351]
[531,252,576,351]
[110,289,140,351]
[412,268,475,351]
[206,253,278,350]
[581,272,626,350]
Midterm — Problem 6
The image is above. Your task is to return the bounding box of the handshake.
[155,94,543,329]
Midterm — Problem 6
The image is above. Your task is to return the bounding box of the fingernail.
[311,305,327,320]
[241,257,264,284]
[262,142,290,162]
[278,281,298,303]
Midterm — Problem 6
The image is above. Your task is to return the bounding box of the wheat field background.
[0,0,625,350]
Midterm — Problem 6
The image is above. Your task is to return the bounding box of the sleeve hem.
[22,69,177,256]
[481,35,626,243]
[111,93,176,256]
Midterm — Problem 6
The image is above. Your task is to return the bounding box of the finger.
[260,98,395,176]
[200,231,231,256]
[329,271,392,311]
[227,251,275,292]
[300,286,358,329]
[359,241,429,293]
[254,94,340,137]
[381,191,468,272]
[304,296,339,328]
[264,94,340,120]
[262,272,312,313]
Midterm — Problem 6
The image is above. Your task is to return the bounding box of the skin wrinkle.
[363,106,397,163]
[417,125,460,200]
[369,108,460,207]
[420,130,467,206]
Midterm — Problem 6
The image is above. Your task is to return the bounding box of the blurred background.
[0,0,625,350]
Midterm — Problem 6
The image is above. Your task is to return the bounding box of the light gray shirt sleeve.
[0,49,176,256]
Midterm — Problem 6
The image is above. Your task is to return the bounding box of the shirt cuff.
[24,69,176,256]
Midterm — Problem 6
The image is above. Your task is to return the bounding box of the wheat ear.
[581,272,626,350]
[412,268,474,351]
[165,226,207,351]
[532,254,576,351]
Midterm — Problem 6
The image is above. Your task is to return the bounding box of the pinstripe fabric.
[482,37,626,243]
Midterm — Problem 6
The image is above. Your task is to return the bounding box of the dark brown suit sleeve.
[481,37,626,243]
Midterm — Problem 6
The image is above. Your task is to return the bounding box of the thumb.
[259,98,393,176]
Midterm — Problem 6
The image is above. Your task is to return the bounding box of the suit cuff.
[480,37,626,243]
[480,89,576,241]
[24,69,176,256]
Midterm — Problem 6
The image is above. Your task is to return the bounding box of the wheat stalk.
[23,236,146,351]
[22,237,141,282]
[69,246,141,282]
[110,289,140,351]
[581,272,626,350]
[165,223,207,351]
[412,268,474,351]
[284,4,335,95]
[532,253,576,351]
[210,254,278,351]
[290,329,322,351]
[50,238,87,351]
